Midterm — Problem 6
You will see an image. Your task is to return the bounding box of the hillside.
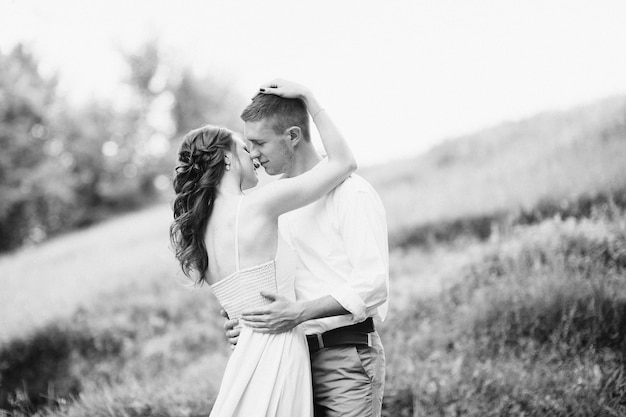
[360,95,626,234]
[1,95,625,416]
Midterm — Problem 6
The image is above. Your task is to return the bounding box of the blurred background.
[1,1,625,416]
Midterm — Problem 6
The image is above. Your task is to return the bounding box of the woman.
[170,79,356,416]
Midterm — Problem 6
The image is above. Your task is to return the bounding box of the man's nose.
[249,147,261,159]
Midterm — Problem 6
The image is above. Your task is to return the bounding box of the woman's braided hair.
[170,125,234,284]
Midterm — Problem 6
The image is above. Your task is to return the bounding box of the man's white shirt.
[279,174,389,335]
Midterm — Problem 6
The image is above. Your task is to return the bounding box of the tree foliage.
[0,42,243,252]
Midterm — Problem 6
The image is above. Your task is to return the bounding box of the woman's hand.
[258,78,311,100]
[220,309,240,348]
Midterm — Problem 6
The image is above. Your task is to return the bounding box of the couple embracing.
[170,79,389,417]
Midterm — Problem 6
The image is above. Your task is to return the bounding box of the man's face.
[244,118,295,176]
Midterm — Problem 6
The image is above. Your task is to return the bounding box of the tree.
[0,40,245,252]
[0,45,72,250]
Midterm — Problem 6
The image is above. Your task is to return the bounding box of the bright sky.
[2,0,626,166]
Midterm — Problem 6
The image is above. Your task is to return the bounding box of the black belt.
[306,318,375,353]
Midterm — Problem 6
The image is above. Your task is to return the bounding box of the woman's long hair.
[170,125,233,284]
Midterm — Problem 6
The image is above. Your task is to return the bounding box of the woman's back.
[205,194,280,285]
[206,195,297,319]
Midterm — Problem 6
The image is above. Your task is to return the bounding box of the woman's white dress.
[208,197,313,417]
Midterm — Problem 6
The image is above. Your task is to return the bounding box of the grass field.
[362,95,626,234]
[382,211,626,416]
[0,204,178,343]
[0,204,229,415]
[1,95,625,416]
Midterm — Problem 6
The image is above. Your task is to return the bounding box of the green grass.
[0,204,177,343]
[3,194,624,416]
[390,184,626,250]
[2,96,626,416]
[381,213,626,416]
[1,275,229,416]
[361,95,626,235]
[0,204,231,415]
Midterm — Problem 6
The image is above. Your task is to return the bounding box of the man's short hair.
[240,94,310,141]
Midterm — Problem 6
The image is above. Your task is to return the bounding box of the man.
[223,83,389,417]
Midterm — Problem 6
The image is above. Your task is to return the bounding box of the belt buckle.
[316,333,325,349]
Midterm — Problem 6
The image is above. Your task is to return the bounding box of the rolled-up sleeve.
[328,183,389,323]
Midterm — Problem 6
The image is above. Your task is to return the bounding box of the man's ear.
[286,126,303,147]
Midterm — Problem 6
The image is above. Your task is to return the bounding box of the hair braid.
[170,125,233,284]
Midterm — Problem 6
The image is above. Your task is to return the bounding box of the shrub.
[0,323,124,413]
[0,276,230,415]
[381,214,626,416]
[389,186,626,250]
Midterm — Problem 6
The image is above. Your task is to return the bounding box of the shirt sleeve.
[327,180,390,323]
